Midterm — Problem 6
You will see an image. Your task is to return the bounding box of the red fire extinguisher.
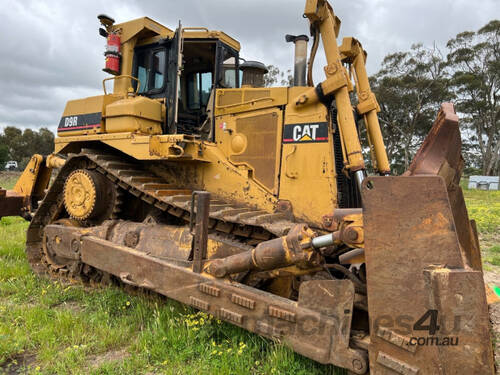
[103,32,121,75]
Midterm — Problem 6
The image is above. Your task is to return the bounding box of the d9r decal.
[64,116,78,127]
[57,112,102,132]
[283,122,328,143]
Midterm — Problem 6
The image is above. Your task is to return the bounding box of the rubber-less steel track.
[26,148,296,277]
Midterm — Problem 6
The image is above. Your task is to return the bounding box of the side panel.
[278,88,337,226]
[215,108,282,194]
[57,95,121,137]
[105,96,163,134]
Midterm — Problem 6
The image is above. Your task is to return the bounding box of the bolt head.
[71,239,80,253]
[352,358,364,371]
[345,228,359,242]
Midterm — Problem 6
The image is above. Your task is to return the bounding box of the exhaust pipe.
[285,34,309,86]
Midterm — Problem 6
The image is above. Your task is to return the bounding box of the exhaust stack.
[285,34,309,86]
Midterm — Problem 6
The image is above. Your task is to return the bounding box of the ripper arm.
[0,154,65,220]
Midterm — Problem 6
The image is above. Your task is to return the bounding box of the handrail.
[182,27,209,32]
[102,75,141,96]
[215,96,274,110]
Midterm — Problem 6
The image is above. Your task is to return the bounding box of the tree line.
[265,19,499,176]
[372,19,499,175]
[0,127,54,170]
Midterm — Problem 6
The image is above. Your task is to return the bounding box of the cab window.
[224,69,237,88]
[187,72,213,110]
[136,50,150,93]
[152,50,166,89]
[134,48,166,94]
[222,57,238,88]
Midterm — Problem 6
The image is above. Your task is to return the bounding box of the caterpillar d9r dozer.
[0,0,495,373]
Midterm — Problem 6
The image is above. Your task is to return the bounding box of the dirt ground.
[484,270,500,371]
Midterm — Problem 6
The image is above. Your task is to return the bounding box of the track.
[25,148,296,278]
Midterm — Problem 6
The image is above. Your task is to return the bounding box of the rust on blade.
[406,102,483,271]
[362,175,495,374]
[406,102,462,182]
[0,189,27,218]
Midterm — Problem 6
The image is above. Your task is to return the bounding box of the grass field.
[0,172,498,374]
[0,173,342,375]
[461,179,500,270]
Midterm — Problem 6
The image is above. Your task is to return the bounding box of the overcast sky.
[0,0,497,133]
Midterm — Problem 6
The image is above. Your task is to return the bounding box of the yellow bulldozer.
[0,0,495,373]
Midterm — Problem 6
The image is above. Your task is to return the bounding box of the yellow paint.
[37,0,399,233]
[112,17,173,43]
[298,0,365,172]
[182,30,240,51]
[199,143,277,212]
[13,155,45,197]
[214,87,288,116]
[57,95,122,137]
[215,107,283,194]
[279,88,337,225]
[63,170,97,220]
[339,37,390,174]
[46,154,66,169]
[105,96,163,135]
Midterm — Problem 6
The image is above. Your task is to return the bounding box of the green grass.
[462,181,500,234]
[0,173,498,374]
[0,214,342,375]
[0,172,20,190]
[460,179,500,268]
[0,172,343,374]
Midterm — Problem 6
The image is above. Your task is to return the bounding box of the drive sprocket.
[63,168,120,222]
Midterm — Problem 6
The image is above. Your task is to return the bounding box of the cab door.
[166,26,182,134]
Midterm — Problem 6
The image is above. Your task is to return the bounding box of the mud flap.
[362,175,494,374]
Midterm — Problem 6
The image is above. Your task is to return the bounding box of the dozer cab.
[0,0,495,373]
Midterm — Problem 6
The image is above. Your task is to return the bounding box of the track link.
[26,149,296,277]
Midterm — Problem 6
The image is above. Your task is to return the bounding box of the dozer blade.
[405,102,482,271]
[361,103,494,374]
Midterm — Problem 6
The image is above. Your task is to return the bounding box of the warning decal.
[282,122,328,143]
